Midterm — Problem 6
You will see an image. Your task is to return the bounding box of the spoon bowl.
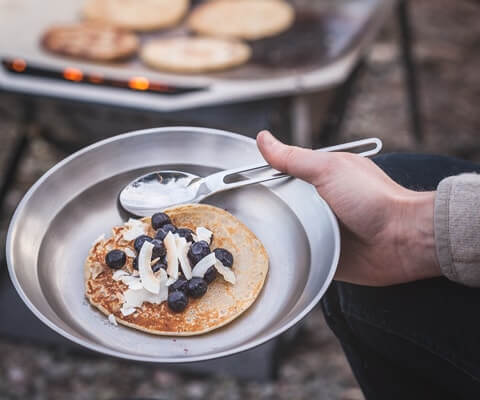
[119,170,202,216]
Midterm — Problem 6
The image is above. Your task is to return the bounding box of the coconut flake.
[175,236,192,280]
[124,247,136,258]
[195,227,212,244]
[164,231,179,280]
[122,283,168,310]
[215,260,236,284]
[122,218,148,241]
[120,306,136,316]
[112,270,129,281]
[192,252,217,278]
[121,269,168,311]
[108,314,118,326]
[138,241,160,294]
[166,277,177,286]
[113,270,143,289]
[157,268,168,283]
[121,276,143,290]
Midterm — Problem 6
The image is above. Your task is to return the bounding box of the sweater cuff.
[434,174,480,286]
[434,177,455,281]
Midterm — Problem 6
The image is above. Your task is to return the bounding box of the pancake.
[187,0,295,40]
[84,204,269,336]
[41,22,139,62]
[83,0,190,31]
[140,37,251,74]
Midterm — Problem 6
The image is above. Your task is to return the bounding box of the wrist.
[394,191,441,282]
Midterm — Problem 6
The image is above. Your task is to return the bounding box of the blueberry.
[134,235,153,253]
[151,212,171,230]
[164,224,177,233]
[214,248,233,268]
[187,277,208,298]
[151,261,166,273]
[155,224,177,241]
[204,266,217,283]
[132,257,138,270]
[177,228,194,242]
[168,278,188,293]
[167,291,189,313]
[188,240,210,266]
[155,229,167,241]
[151,239,166,259]
[105,249,126,269]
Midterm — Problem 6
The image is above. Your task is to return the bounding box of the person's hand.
[256,130,441,286]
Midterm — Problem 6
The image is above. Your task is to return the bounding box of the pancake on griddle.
[140,37,251,74]
[188,0,295,40]
[41,22,139,62]
[83,0,190,31]
[85,204,268,336]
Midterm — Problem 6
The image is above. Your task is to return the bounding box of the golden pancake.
[83,0,190,31]
[140,37,251,73]
[41,22,139,62]
[188,0,295,40]
[85,204,269,336]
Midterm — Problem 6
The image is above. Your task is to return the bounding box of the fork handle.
[204,137,383,193]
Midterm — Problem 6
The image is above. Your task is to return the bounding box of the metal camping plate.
[6,127,340,363]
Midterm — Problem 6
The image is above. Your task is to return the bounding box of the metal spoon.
[119,137,382,216]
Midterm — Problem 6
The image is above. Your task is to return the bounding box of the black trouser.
[321,154,480,400]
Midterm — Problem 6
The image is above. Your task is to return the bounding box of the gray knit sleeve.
[435,173,480,286]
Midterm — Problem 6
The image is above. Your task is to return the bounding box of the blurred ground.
[1,0,480,399]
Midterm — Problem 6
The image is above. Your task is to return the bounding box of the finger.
[256,130,328,183]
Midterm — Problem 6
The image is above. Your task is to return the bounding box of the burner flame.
[63,67,83,82]
[12,59,26,72]
[129,76,149,91]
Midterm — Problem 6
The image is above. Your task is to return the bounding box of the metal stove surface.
[0,0,394,111]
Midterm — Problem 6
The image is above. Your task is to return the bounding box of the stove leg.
[318,61,365,146]
[291,95,314,147]
[0,99,34,214]
[398,0,423,144]
[0,98,34,277]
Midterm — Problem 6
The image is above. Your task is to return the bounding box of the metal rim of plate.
[6,127,340,363]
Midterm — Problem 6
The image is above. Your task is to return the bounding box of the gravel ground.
[1,1,480,399]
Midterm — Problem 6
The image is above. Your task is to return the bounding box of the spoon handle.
[204,137,383,193]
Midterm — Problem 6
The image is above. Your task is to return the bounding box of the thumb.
[256,130,328,184]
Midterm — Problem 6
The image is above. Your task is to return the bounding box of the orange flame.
[63,67,83,82]
[12,59,26,72]
[129,76,149,91]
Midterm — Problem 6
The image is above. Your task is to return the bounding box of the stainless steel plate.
[6,127,340,363]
